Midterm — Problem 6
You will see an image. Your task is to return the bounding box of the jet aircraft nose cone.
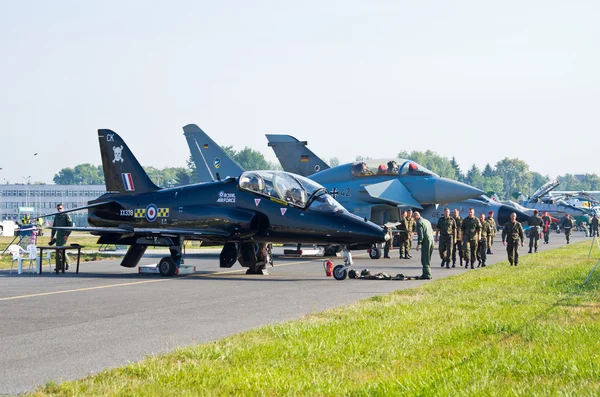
[431,179,484,204]
[403,178,483,205]
[497,205,530,226]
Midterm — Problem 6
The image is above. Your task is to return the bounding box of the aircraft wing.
[364,179,423,209]
[51,226,231,238]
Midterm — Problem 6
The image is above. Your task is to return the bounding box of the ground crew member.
[50,203,73,270]
[477,213,492,267]
[486,211,496,254]
[451,209,464,267]
[435,208,456,268]
[542,211,552,244]
[528,209,543,253]
[561,214,574,244]
[502,212,525,266]
[591,214,599,238]
[397,211,409,259]
[461,208,481,269]
[383,225,393,258]
[413,211,433,280]
[406,209,415,258]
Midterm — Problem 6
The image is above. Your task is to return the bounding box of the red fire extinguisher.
[323,259,333,277]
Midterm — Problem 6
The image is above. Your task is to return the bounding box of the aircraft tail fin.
[183,124,245,181]
[97,130,159,194]
[265,134,329,177]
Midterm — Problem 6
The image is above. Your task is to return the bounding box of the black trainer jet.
[53,130,387,276]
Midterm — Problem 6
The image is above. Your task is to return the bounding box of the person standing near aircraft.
[542,211,552,244]
[397,211,409,259]
[435,208,456,268]
[561,214,574,244]
[50,203,73,270]
[451,209,464,267]
[502,212,525,266]
[406,209,415,258]
[383,225,393,258]
[486,210,497,254]
[477,213,492,267]
[528,209,543,253]
[461,208,481,269]
[413,211,433,280]
[591,214,599,238]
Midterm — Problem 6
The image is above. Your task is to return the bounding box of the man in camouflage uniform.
[477,213,492,267]
[502,212,525,266]
[528,209,543,253]
[50,203,73,270]
[406,209,415,259]
[414,211,434,280]
[451,209,464,267]
[435,208,456,268]
[542,211,552,244]
[561,214,574,244]
[397,211,409,259]
[590,214,599,238]
[461,208,481,269]
[486,210,497,254]
[383,225,393,258]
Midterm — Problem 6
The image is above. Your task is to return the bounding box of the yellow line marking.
[0,254,360,301]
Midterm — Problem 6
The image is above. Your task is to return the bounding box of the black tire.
[158,257,177,277]
[333,265,347,280]
[369,247,382,260]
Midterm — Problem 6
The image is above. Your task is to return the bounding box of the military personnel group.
[383,208,586,280]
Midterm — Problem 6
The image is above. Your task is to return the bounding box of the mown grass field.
[31,241,600,396]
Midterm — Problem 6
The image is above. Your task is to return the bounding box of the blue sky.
[1,1,598,183]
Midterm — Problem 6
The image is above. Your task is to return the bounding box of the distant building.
[0,184,105,226]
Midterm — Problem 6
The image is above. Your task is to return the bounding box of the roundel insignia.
[146,204,158,222]
[214,157,221,169]
[314,165,320,172]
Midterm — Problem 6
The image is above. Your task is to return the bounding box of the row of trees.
[48,148,599,200]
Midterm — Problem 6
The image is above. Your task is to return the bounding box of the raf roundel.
[145,204,158,222]
[214,157,221,169]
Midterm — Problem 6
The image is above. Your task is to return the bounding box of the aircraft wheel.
[158,257,177,277]
[369,246,382,260]
[333,265,347,280]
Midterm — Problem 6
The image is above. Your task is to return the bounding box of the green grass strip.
[31,242,600,396]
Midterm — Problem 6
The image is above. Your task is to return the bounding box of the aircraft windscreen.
[308,193,346,213]
[398,160,438,177]
[239,171,325,208]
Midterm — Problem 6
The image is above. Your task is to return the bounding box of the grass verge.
[32,241,600,396]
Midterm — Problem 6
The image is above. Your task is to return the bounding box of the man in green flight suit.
[461,208,481,269]
[561,214,574,244]
[451,209,463,267]
[435,208,456,268]
[50,203,73,270]
[406,209,415,259]
[397,211,409,259]
[413,211,434,280]
[486,210,497,254]
[528,209,543,253]
[591,214,599,238]
[477,213,492,267]
[502,212,525,266]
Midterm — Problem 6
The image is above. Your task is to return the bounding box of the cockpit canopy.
[350,159,438,178]
[239,171,325,208]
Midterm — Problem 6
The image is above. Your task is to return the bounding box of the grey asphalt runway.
[0,233,587,395]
